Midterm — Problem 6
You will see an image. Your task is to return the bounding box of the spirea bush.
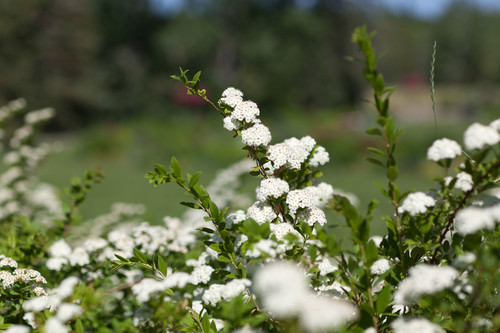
[1,26,499,333]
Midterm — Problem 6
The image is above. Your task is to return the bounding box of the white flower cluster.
[454,204,500,235]
[370,258,390,275]
[286,189,314,215]
[454,172,473,192]
[131,272,191,303]
[426,138,462,161]
[22,276,81,332]
[0,255,47,291]
[246,201,278,224]
[220,87,271,147]
[254,261,357,332]
[0,98,26,123]
[463,121,500,150]
[391,317,445,333]
[266,136,326,172]
[202,279,251,306]
[394,264,458,305]
[398,192,435,216]
[24,108,55,126]
[256,177,290,201]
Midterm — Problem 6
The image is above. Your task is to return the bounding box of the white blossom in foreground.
[454,205,498,235]
[490,118,500,131]
[391,317,445,333]
[254,261,309,317]
[254,261,357,331]
[4,325,30,333]
[394,264,458,305]
[44,317,68,333]
[426,138,462,161]
[241,124,272,147]
[299,294,357,332]
[398,192,435,216]
[202,279,251,306]
[256,178,290,201]
[463,123,500,150]
[454,172,473,192]
[56,303,83,322]
[370,258,390,275]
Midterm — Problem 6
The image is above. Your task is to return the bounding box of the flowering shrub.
[1,26,499,332]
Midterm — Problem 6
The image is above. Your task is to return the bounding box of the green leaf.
[201,313,211,332]
[365,240,378,266]
[367,147,386,157]
[387,165,398,181]
[157,256,167,277]
[209,201,220,222]
[375,285,393,314]
[75,319,84,333]
[180,201,202,210]
[170,156,182,179]
[198,227,216,234]
[218,254,232,263]
[189,171,202,188]
[366,157,384,167]
[133,248,148,265]
[366,127,382,136]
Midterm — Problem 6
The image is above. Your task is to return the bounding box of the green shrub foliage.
[0,27,499,333]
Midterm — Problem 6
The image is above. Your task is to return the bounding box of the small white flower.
[392,317,444,333]
[398,192,435,216]
[426,138,462,161]
[297,207,327,226]
[241,124,272,147]
[286,189,314,215]
[220,87,244,108]
[44,317,68,333]
[455,206,496,235]
[370,259,390,275]
[256,178,290,201]
[56,303,83,322]
[231,100,260,123]
[49,240,72,258]
[394,264,458,305]
[454,172,473,192]
[4,325,31,333]
[464,123,500,150]
[309,146,330,167]
[247,201,278,224]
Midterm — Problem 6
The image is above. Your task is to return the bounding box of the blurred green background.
[2,0,500,234]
